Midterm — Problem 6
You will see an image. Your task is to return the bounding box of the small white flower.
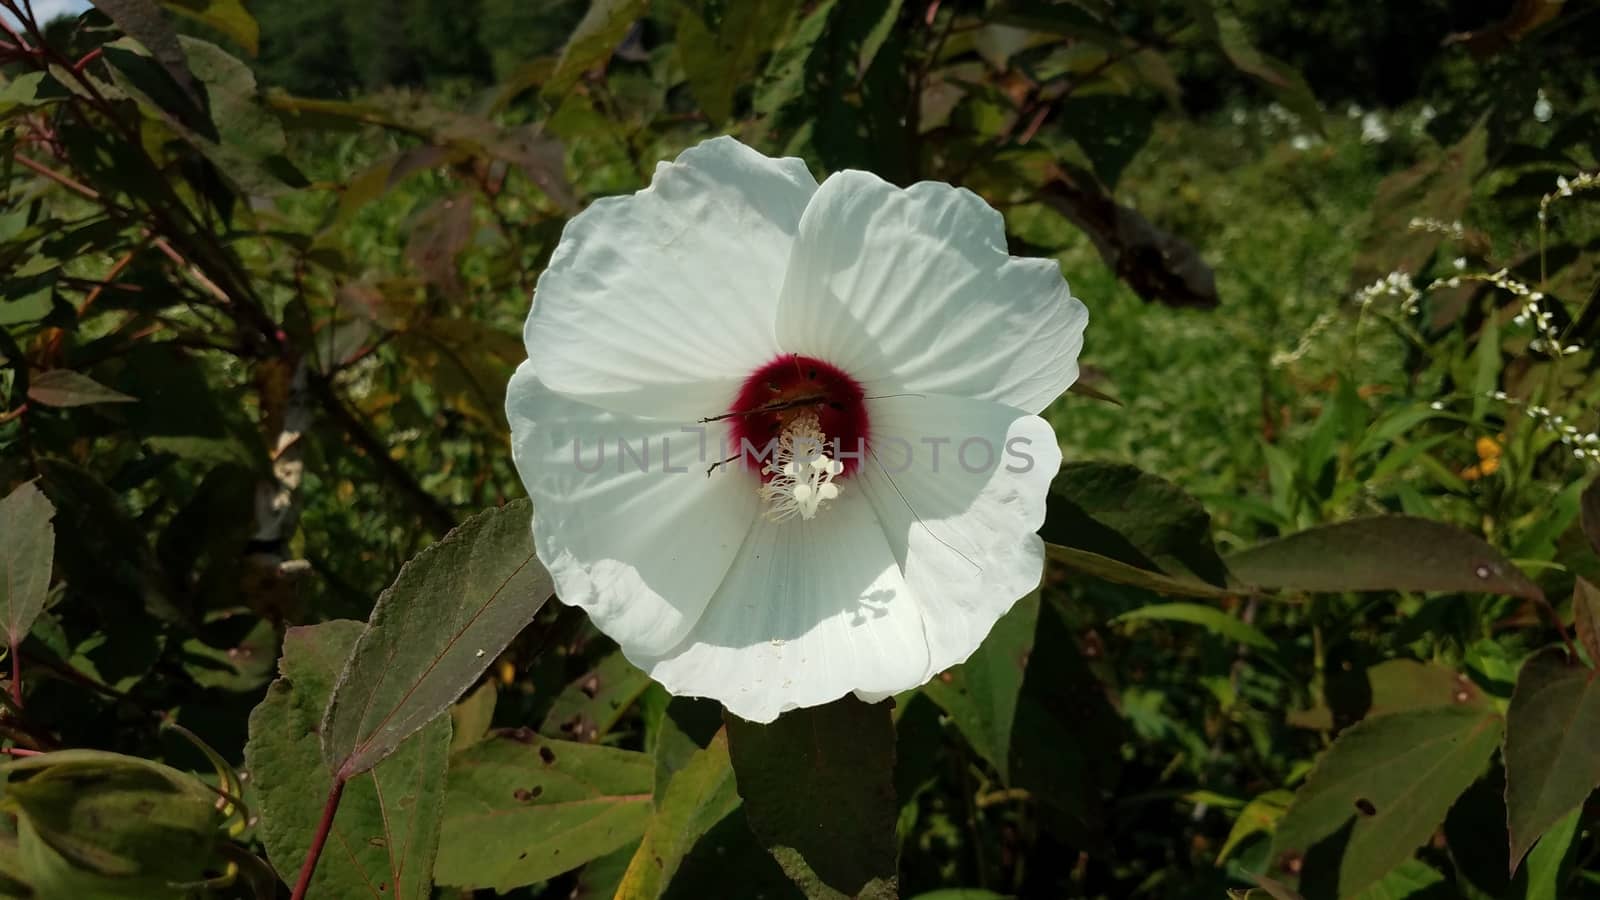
[1290,135,1314,151]
[1430,401,1446,411]
[1361,112,1390,144]
[506,137,1087,723]
[1534,90,1553,123]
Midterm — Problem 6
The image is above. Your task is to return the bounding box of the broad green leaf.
[245,622,450,900]
[1351,120,1487,287]
[726,697,898,899]
[615,729,741,899]
[755,0,837,119]
[159,0,259,56]
[921,595,1039,780]
[1272,706,1503,896]
[1114,602,1272,650]
[1227,516,1542,600]
[449,680,498,754]
[1,482,54,656]
[1045,461,1229,587]
[1290,659,1490,731]
[90,0,201,105]
[1471,313,1501,422]
[676,0,794,122]
[1347,860,1445,899]
[26,369,135,407]
[541,649,653,743]
[0,750,224,897]
[1504,648,1600,870]
[322,500,552,778]
[543,0,650,100]
[1217,789,1292,863]
[434,731,654,891]
[1523,805,1579,900]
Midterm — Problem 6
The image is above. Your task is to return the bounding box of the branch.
[308,377,456,535]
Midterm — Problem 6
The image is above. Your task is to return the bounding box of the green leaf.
[676,0,794,122]
[0,750,224,897]
[1114,602,1272,650]
[543,0,650,101]
[1044,543,1233,599]
[1581,478,1600,556]
[1,482,54,656]
[541,649,653,743]
[1503,648,1600,871]
[321,500,552,778]
[1226,515,1542,600]
[1351,120,1487,287]
[726,697,898,899]
[1271,706,1503,896]
[1573,579,1600,666]
[159,0,259,56]
[89,0,201,106]
[1185,3,1322,133]
[449,680,498,754]
[1045,461,1229,587]
[1217,789,1292,863]
[1523,805,1579,900]
[26,369,136,407]
[1346,860,1445,899]
[434,731,654,891]
[1056,94,1154,188]
[1289,659,1490,732]
[615,729,741,899]
[921,595,1039,780]
[245,621,450,900]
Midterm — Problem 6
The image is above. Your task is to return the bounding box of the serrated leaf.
[434,731,653,891]
[245,622,450,900]
[1227,516,1541,600]
[321,500,552,779]
[1503,648,1600,871]
[1,482,54,658]
[540,649,652,743]
[677,0,794,122]
[543,0,650,100]
[615,729,741,899]
[1115,602,1272,649]
[1272,706,1502,896]
[726,697,898,899]
[89,0,201,106]
[26,369,135,407]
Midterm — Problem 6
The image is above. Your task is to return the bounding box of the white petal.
[636,492,929,723]
[507,363,757,656]
[776,170,1088,414]
[524,136,818,420]
[856,394,1060,678]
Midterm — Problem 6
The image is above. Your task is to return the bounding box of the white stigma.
[759,411,844,521]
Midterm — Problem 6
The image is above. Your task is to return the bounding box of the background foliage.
[2,0,1599,897]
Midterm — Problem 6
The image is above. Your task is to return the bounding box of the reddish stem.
[71,46,101,72]
[289,778,346,900]
[0,747,40,757]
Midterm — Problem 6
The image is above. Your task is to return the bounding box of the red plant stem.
[0,404,26,425]
[71,46,101,72]
[289,778,346,900]
[0,747,40,757]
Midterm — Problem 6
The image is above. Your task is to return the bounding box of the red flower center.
[727,354,869,479]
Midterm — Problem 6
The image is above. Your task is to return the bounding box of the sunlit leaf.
[434,731,654,891]
[1272,706,1502,895]
[159,0,259,56]
[540,649,652,743]
[615,729,741,899]
[543,0,650,101]
[921,595,1039,779]
[321,500,552,778]
[245,621,450,900]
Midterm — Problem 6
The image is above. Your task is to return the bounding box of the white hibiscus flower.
[506,136,1088,723]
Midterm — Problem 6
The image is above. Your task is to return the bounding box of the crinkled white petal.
[524,136,817,420]
[507,363,757,656]
[634,491,929,723]
[855,393,1060,679]
[775,170,1087,414]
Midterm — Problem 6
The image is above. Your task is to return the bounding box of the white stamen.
[760,411,844,521]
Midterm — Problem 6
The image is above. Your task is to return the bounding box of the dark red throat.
[728,354,869,479]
